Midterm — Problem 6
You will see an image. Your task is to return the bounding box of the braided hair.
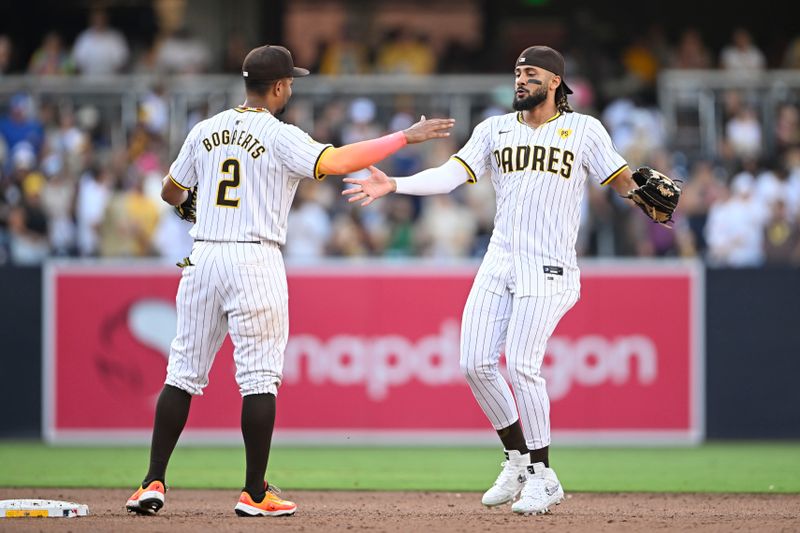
[556,85,573,114]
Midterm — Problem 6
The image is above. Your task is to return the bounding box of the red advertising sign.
[44,260,702,444]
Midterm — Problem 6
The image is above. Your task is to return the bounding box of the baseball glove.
[175,185,197,223]
[627,167,681,225]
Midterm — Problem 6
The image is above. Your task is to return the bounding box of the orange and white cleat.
[234,483,296,517]
[125,480,166,515]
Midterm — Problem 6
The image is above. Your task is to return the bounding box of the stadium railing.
[658,69,800,158]
[3,71,799,158]
[0,74,509,154]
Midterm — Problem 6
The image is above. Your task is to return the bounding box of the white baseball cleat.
[511,462,564,515]
[481,450,531,507]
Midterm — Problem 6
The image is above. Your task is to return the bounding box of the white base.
[0,499,89,518]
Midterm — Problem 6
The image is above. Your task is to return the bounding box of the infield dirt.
[1,488,798,532]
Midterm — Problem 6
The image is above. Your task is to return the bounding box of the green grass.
[0,442,798,493]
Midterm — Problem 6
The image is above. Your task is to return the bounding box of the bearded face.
[512,79,549,111]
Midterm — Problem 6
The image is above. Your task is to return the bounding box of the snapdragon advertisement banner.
[44,261,702,444]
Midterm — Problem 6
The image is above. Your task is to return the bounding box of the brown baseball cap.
[242,45,310,81]
[516,46,573,95]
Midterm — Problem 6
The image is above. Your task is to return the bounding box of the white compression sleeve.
[393,159,470,196]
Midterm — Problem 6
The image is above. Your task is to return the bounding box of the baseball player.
[343,46,678,515]
[125,44,454,517]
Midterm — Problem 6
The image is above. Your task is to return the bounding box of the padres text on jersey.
[453,111,627,296]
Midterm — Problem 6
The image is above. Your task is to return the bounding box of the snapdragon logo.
[284,322,658,401]
[284,321,462,400]
[543,335,657,400]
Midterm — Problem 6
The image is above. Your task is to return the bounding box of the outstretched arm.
[317,115,455,175]
[607,167,637,196]
[342,159,469,206]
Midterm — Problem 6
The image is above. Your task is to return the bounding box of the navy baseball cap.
[516,46,573,95]
[242,45,309,81]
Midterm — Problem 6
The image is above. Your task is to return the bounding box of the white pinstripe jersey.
[168,107,331,244]
[453,111,627,296]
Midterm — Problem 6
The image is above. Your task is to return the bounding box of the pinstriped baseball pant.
[460,282,579,449]
[165,241,288,397]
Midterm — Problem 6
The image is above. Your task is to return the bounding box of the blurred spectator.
[329,210,376,257]
[775,104,800,155]
[0,153,25,247]
[4,21,800,266]
[341,98,382,145]
[463,177,496,257]
[75,167,112,256]
[755,165,789,211]
[285,181,333,260]
[27,32,74,75]
[438,38,479,74]
[671,29,713,69]
[782,34,800,69]
[74,104,104,148]
[311,99,347,146]
[139,84,169,137]
[558,51,595,111]
[720,28,766,72]
[638,212,680,257]
[763,199,800,265]
[317,27,371,75]
[131,43,158,73]
[7,172,49,265]
[127,120,165,179]
[99,176,160,257]
[72,9,129,75]
[4,143,35,197]
[415,195,477,258]
[705,172,768,266]
[0,94,45,157]
[680,160,726,256]
[6,204,48,264]
[725,105,762,160]
[222,33,250,74]
[41,168,76,256]
[621,35,660,86]
[0,34,13,75]
[45,108,88,175]
[154,27,211,75]
[153,210,193,260]
[376,28,436,75]
[785,147,800,210]
[647,24,673,68]
[602,97,666,163]
[381,196,417,257]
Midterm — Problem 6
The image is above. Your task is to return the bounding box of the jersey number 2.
[217,158,241,208]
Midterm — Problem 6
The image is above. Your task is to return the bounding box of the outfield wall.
[41,259,702,446]
[1,261,799,441]
[0,266,41,439]
[705,267,800,439]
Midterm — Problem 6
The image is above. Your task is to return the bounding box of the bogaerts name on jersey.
[202,129,266,159]
[492,146,575,178]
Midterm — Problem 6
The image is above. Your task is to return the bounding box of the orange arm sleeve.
[318,132,407,175]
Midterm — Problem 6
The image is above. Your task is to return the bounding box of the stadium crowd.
[2,9,800,266]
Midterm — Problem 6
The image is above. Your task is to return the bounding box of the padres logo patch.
[558,129,572,139]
